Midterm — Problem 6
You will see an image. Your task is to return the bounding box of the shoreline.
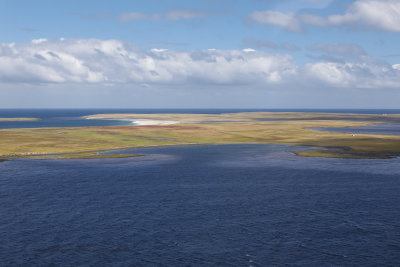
[0,142,209,161]
[85,117,179,126]
[1,141,398,161]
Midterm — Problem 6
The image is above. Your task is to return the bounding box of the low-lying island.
[1,112,400,160]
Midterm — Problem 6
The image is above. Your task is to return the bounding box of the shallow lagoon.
[1,144,400,266]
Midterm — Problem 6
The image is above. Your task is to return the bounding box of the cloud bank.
[0,39,296,85]
[249,0,400,33]
[0,38,399,91]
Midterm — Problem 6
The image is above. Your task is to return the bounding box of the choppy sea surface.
[1,144,400,266]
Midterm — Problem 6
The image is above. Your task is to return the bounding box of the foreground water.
[1,144,400,266]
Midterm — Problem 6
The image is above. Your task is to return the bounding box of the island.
[1,112,400,160]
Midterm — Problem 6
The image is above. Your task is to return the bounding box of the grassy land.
[1,112,400,160]
[84,112,400,124]
[21,152,142,160]
[0,118,41,121]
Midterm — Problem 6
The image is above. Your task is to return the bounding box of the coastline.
[0,142,206,161]
[85,117,179,126]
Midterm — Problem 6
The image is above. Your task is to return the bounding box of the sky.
[0,0,400,108]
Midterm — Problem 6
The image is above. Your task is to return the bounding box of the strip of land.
[23,152,142,160]
[0,118,41,121]
[87,117,179,126]
[1,112,400,160]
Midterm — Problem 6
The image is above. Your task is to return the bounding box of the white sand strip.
[85,117,179,126]
[131,119,178,125]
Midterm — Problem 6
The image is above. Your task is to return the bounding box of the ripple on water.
[1,144,400,266]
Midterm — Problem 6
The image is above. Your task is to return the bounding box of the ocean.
[1,109,400,265]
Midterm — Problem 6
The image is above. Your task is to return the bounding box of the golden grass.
[0,118,41,121]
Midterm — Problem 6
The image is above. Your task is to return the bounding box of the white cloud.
[248,11,302,32]
[305,62,355,86]
[304,61,400,88]
[249,0,400,33]
[324,0,400,32]
[31,38,48,44]
[0,39,399,91]
[151,48,168,52]
[0,39,296,85]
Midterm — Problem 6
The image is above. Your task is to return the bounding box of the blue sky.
[1,0,400,108]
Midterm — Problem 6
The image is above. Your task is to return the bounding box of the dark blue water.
[1,109,400,129]
[1,144,400,266]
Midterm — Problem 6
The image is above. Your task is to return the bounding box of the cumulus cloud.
[330,0,400,32]
[303,61,400,88]
[119,8,204,22]
[302,43,400,88]
[0,39,296,85]
[249,0,400,33]
[0,38,399,90]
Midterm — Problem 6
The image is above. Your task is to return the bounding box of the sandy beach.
[86,117,179,126]
[130,119,179,126]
